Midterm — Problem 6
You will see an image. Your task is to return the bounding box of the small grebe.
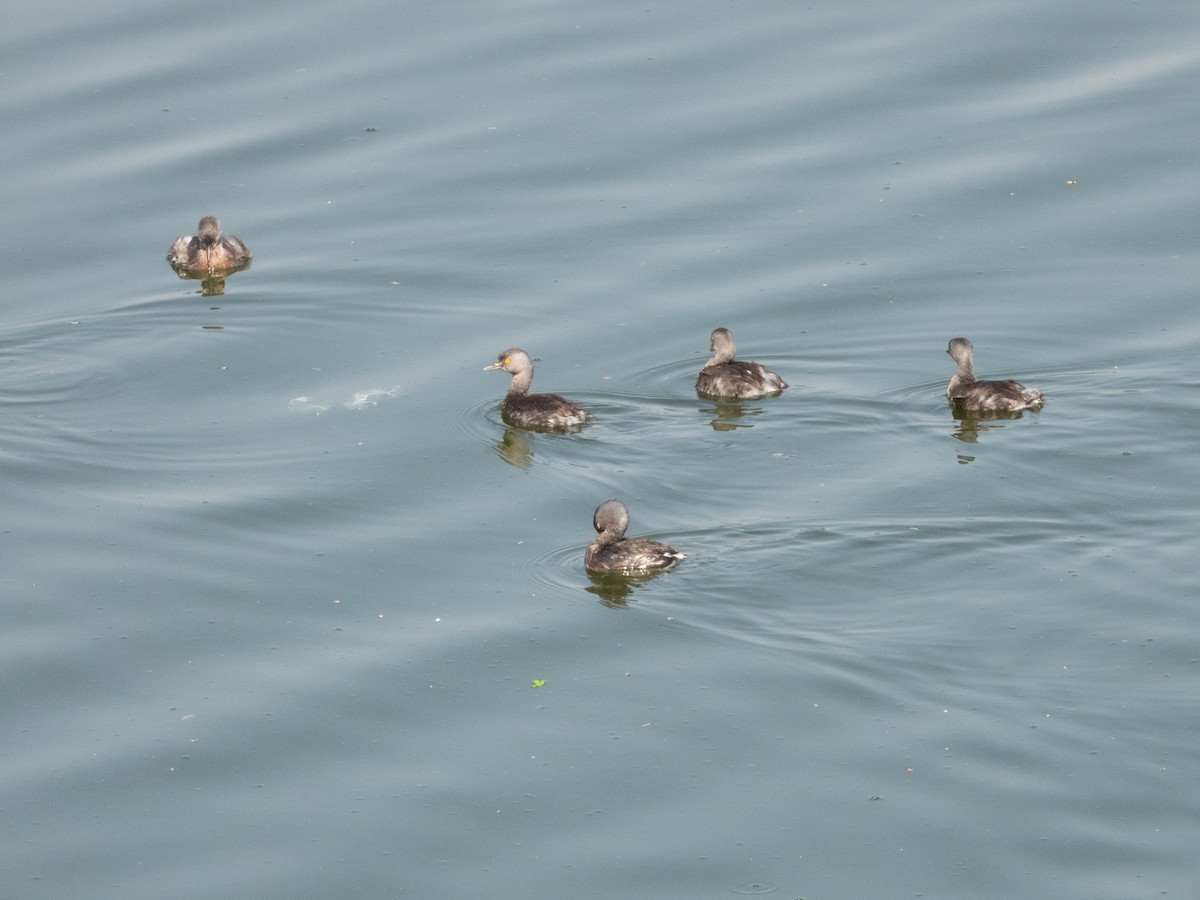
[695,327,788,399]
[484,348,590,430]
[584,499,684,575]
[167,216,251,270]
[946,337,1043,412]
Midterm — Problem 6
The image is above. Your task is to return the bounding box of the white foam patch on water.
[288,396,330,413]
[287,385,402,413]
[344,385,403,409]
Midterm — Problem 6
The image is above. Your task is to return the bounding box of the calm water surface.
[3,0,1199,898]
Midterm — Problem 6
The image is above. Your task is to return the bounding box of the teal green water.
[4,1,1199,898]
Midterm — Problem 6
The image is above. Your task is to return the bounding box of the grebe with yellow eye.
[484,348,590,430]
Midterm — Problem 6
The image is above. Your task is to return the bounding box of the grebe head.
[709,327,736,362]
[592,499,630,539]
[196,216,222,248]
[483,348,533,377]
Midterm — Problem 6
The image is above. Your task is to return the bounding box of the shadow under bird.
[945,337,1043,412]
[584,499,684,575]
[484,348,590,430]
[695,327,788,399]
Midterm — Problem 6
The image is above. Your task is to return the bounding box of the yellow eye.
[503,357,511,365]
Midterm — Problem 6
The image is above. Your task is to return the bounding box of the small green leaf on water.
[531,679,545,688]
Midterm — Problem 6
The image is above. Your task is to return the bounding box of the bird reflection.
[493,427,535,469]
[584,571,664,608]
[698,399,767,431]
[949,405,1033,453]
[168,258,252,296]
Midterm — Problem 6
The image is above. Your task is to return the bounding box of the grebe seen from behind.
[167,216,252,271]
[946,337,1043,412]
[695,327,788,399]
[584,499,684,575]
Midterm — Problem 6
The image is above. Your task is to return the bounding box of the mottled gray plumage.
[584,499,684,575]
[484,348,590,430]
[167,216,251,270]
[946,337,1043,412]
[695,327,788,399]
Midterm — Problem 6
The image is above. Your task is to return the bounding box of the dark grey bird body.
[946,337,1043,412]
[584,499,684,575]
[167,216,251,270]
[695,327,788,399]
[484,348,590,430]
